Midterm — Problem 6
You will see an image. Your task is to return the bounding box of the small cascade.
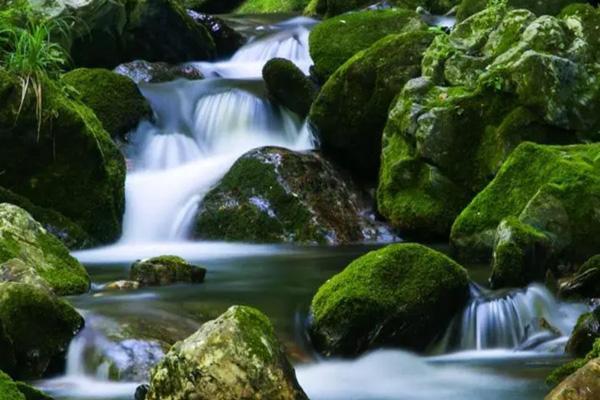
[432,283,588,354]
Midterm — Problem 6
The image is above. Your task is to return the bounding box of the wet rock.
[187,10,246,58]
[183,0,245,13]
[310,30,435,180]
[130,255,206,287]
[0,69,126,244]
[135,384,149,400]
[114,60,203,84]
[194,147,389,244]
[0,204,90,295]
[263,58,317,118]
[62,68,152,141]
[104,280,141,291]
[457,0,589,21]
[309,243,470,357]
[559,255,600,299]
[380,4,600,239]
[0,282,84,379]
[566,309,600,357]
[546,357,600,400]
[451,143,600,287]
[146,305,308,400]
[309,9,426,81]
[305,0,460,18]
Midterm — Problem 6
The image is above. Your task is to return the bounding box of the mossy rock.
[309,9,426,81]
[559,255,600,299]
[0,204,90,295]
[183,0,245,13]
[146,306,308,400]
[457,0,589,21]
[194,147,385,244]
[305,0,461,18]
[130,255,206,287]
[0,370,25,400]
[0,70,126,244]
[62,68,151,140]
[546,356,600,399]
[378,5,600,238]
[15,382,54,400]
[451,143,600,286]
[310,30,435,180]
[309,243,470,356]
[0,186,94,249]
[566,309,600,358]
[0,282,84,379]
[114,60,204,84]
[236,0,311,13]
[263,58,317,118]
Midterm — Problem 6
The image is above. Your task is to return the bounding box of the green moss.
[309,9,426,80]
[230,306,278,363]
[457,0,587,21]
[579,255,600,273]
[0,69,126,244]
[62,68,151,140]
[305,0,460,17]
[236,0,310,13]
[547,337,600,387]
[0,282,84,379]
[309,243,470,356]
[263,58,316,118]
[565,310,600,357]
[310,30,434,179]
[0,370,25,400]
[15,382,53,400]
[130,255,206,286]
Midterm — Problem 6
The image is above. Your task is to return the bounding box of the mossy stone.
[236,0,310,13]
[309,9,426,81]
[62,68,151,140]
[130,255,206,287]
[457,0,589,22]
[566,310,600,357]
[309,243,470,356]
[146,306,308,400]
[263,58,317,118]
[0,370,25,400]
[559,255,600,299]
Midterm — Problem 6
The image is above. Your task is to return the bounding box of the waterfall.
[118,17,316,244]
[432,283,589,354]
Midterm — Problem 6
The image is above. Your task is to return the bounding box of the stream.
[33,14,588,400]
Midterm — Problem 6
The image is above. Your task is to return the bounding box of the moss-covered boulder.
[146,305,308,400]
[310,30,434,180]
[263,58,317,118]
[236,0,311,13]
[451,143,600,287]
[378,4,600,238]
[35,0,216,68]
[559,255,600,299]
[114,60,204,84]
[0,204,90,295]
[309,9,426,81]
[62,68,151,140]
[457,0,589,21]
[546,356,600,400]
[194,147,387,244]
[566,309,600,358]
[0,282,84,378]
[0,186,94,249]
[305,0,460,18]
[0,70,126,244]
[309,243,470,356]
[0,371,26,400]
[130,255,206,287]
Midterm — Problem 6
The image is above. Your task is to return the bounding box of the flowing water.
[35,14,589,400]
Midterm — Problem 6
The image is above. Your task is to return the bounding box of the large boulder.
[0,70,126,244]
[194,147,387,244]
[308,9,426,81]
[546,357,600,400]
[187,11,246,58]
[33,0,216,69]
[310,30,435,180]
[263,58,317,118]
[146,305,308,400]
[451,143,600,287]
[378,4,600,238]
[0,204,90,295]
[62,68,152,141]
[129,255,206,287]
[309,243,470,357]
[0,282,84,379]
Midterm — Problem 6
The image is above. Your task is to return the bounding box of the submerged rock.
[309,9,426,81]
[379,4,600,238]
[104,280,141,291]
[546,357,600,400]
[309,243,470,357]
[0,70,126,244]
[263,58,317,118]
[0,282,84,379]
[194,147,388,244]
[451,143,600,287]
[310,30,435,179]
[130,255,206,287]
[0,204,90,295]
[114,60,204,84]
[146,305,308,400]
[62,68,152,141]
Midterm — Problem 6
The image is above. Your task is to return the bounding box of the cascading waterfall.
[431,283,589,355]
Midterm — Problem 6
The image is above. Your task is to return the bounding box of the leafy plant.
[0,2,71,137]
